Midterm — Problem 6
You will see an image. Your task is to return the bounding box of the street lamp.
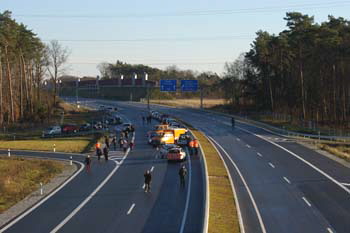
[76,78,80,107]
[145,72,150,110]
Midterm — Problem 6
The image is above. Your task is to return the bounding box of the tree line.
[0,11,68,126]
[223,12,350,128]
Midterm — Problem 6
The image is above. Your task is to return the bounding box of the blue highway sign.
[181,80,198,92]
[160,80,177,92]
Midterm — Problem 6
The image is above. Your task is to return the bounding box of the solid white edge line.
[341,183,350,186]
[268,163,275,168]
[302,197,312,207]
[236,126,350,195]
[207,136,245,233]
[0,158,84,233]
[209,136,267,233]
[179,146,192,233]
[50,133,135,233]
[283,177,291,184]
[191,130,210,233]
[127,203,136,215]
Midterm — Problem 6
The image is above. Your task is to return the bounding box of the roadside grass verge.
[0,157,64,213]
[0,136,94,153]
[317,143,350,161]
[191,129,240,233]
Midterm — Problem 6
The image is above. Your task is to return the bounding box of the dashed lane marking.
[302,197,312,207]
[283,177,291,184]
[246,144,251,148]
[268,163,275,168]
[257,152,263,157]
[127,203,136,215]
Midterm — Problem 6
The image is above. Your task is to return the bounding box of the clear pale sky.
[1,0,349,77]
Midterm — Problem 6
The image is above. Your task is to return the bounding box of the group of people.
[188,138,200,155]
[143,165,187,193]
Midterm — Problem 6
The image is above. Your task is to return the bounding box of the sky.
[1,0,350,77]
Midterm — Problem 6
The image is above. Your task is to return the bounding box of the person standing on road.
[231,117,235,129]
[119,137,124,149]
[85,155,92,172]
[129,140,134,151]
[122,139,129,153]
[105,136,110,149]
[193,139,199,155]
[112,136,117,151]
[124,129,129,139]
[103,144,109,161]
[95,142,102,161]
[144,170,152,193]
[142,116,145,125]
[188,140,195,155]
[179,165,187,187]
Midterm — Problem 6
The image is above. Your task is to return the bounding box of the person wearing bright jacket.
[193,139,199,155]
[188,140,195,155]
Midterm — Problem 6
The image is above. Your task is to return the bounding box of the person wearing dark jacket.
[104,136,110,149]
[112,136,117,151]
[103,145,109,161]
[144,170,152,193]
[179,165,187,187]
[85,155,91,172]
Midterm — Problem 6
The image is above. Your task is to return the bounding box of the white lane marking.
[283,177,291,184]
[236,138,241,141]
[207,137,245,233]
[257,152,263,157]
[50,133,135,233]
[302,197,312,207]
[0,159,85,233]
[127,203,136,215]
[327,227,334,233]
[341,183,350,186]
[179,147,192,233]
[209,136,267,233]
[236,126,350,196]
[142,184,145,189]
[268,163,275,168]
[246,144,251,148]
[150,166,154,172]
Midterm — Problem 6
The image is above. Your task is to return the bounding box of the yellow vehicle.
[171,128,188,140]
[158,128,187,144]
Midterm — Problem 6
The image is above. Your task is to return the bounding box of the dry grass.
[150,99,226,109]
[0,157,64,213]
[191,129,240,233]
[0,136,93,153]
[318,143,350,161]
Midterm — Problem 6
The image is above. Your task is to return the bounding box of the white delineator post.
[40,182,43,195]
[53,144,56,152]
[70,156,73,165]
[8,148,10,157]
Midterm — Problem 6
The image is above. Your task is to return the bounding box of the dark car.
[79,123,91,131]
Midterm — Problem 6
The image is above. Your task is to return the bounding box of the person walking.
[144,170,152,193]
[95,142,102,161]
[124,129,129,139]
[193,138,199,155]
[142,116,145,125]
[85,155,92,172]
[179,165,187,187]
[112,136,117,151]
[103,144,109,161]
[231,116,235,129]
[104,136,110,149]
[122,139,129,153]
[129,140,134,151]
[119,137,124,149]
[188,139,195,155]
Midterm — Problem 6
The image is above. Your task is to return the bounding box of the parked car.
[167,147,187,161]
[159,144,181,158]
[62,124,79,134]
[43,126,61,136]
[79,123,91,131]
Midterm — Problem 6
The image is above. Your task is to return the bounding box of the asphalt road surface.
[86,98,350,233]
[0,105,206,233]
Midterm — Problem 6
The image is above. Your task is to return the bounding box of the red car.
[62,124,79,134]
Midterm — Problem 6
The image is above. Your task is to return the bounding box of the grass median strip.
[0,157,64,213]
[0,136,94,153]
